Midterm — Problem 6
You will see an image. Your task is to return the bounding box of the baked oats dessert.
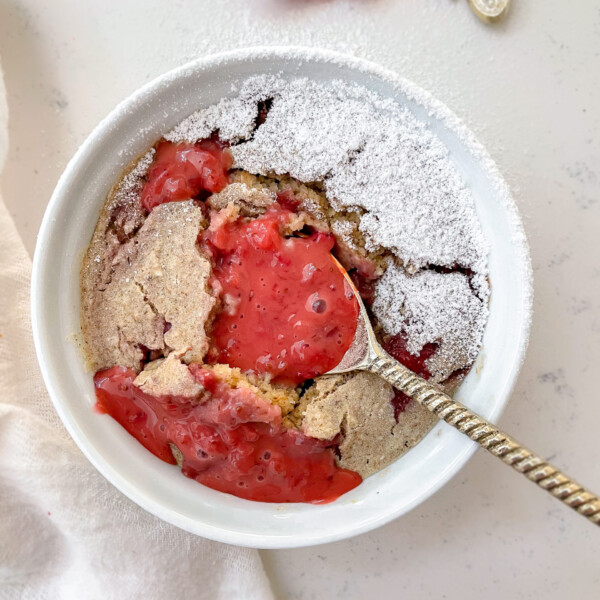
[81,76,489,503]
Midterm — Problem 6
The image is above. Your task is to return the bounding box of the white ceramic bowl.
[31,47,532,549]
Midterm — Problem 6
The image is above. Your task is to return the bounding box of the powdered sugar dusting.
[164,77,283,144]
[219,76,487,279]
[110,148,155,210]
[230,77,376,181]
[330,219,359,250]
[372,265,489,383]
[326,123,487,276]
[165,96,258,144]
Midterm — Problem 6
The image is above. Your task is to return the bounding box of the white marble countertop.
[1,0,599,597]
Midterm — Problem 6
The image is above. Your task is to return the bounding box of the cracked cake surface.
[299,373,438,478]
[82,201,214,371]
[82,74,490,502]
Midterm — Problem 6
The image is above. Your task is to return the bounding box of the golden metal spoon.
[327,258,600,526]
[468,0,511,23]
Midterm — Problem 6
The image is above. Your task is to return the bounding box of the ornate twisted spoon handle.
[366,353,600,526]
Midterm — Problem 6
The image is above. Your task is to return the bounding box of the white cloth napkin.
[0,67,273,600]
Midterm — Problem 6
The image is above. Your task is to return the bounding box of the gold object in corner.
[468,0,511,23]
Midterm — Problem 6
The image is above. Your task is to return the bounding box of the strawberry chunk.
[140,137,232,211]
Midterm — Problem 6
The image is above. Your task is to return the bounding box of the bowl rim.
[31,46,533,548]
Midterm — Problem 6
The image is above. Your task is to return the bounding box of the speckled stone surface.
[1,1,599,598]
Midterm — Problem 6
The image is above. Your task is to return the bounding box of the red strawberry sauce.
[202,205,359,385]
[94,136,365,502]
[140,138,231,212]
[94,365,361,503]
